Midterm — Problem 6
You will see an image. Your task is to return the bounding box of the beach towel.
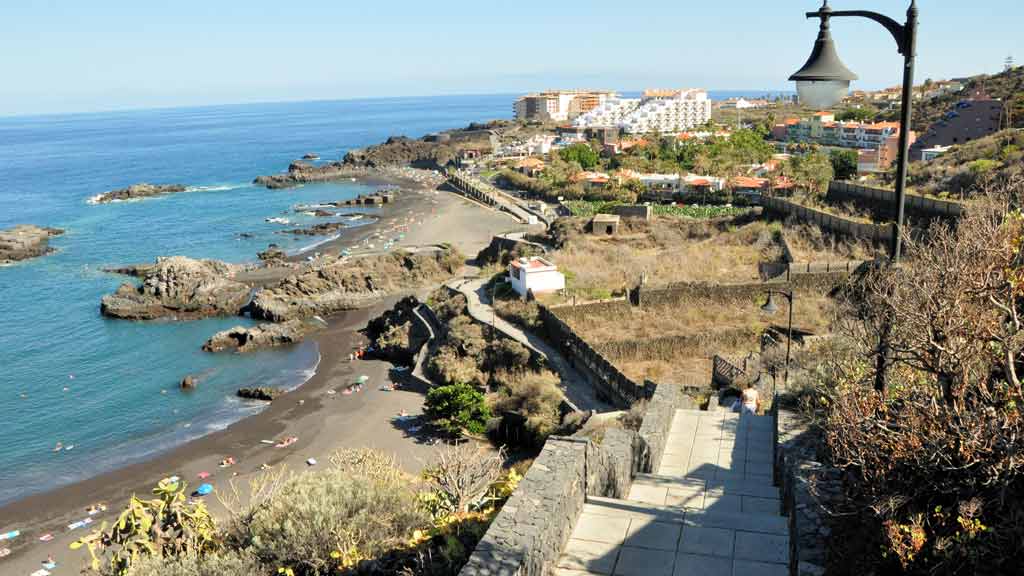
[0,530,19,541]
[194,483,213,496]
[30,570,51,576]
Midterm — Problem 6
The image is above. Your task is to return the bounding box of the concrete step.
[556,496,789,575]
[633,473,781,501]
[629,474,781,516]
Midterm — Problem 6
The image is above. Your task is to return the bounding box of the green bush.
[238,465,427,574]
[425,383,493,435]
[559,143,600,170]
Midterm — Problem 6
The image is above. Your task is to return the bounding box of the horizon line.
[0,87,798,121]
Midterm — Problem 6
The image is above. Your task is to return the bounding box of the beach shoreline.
[0,174,532,574]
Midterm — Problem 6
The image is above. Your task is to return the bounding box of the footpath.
[446,277,612,413]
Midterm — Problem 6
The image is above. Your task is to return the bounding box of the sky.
[1,0,1021,116]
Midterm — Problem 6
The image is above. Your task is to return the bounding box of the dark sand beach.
[0,175,531,575]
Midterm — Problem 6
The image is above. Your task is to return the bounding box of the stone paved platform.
[556,410,788,576]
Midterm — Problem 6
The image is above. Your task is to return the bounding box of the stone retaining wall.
[458,427,638,576]
[539,304,653,408]
[634,273,850,310]
[827,180,965,219]
[775,408,841,576]
[762,196,895,243]
[594,328,761,363]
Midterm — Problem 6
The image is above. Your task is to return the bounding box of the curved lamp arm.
[806,1,916,56]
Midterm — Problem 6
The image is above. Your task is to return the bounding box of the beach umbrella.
[194,483,213,496]
[357,375,369,384]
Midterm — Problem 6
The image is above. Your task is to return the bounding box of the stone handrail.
[460,378,681,576]
[713,354,747,388]
[447,169,535,225]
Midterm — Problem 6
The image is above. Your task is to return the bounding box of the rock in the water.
[257,244,287,261]
[302,153,320,160]
[181,375,198,389]
[236,387,284,401]
[279,222,348,236]
[248,247,462,322]
[313,209,335,217]
[202,319,313,353]
[253,161,359,189]
[0,225,64,264]
[102,263,157,277]
[100,256,250,320]
[91,183,187,204]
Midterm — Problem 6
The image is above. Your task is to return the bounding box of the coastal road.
[447,277,612,413]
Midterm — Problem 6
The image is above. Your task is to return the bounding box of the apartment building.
[572,89,712,134]
[776,112,915,171]
[513,90,617,122]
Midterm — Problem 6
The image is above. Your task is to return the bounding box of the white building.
[920,144,952,162]
[507,257,565,298]
[572,89,712,134]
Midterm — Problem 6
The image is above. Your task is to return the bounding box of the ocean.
[0,94,516,505]
[0,89,784,505]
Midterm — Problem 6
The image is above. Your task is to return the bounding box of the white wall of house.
[508,261,565,297]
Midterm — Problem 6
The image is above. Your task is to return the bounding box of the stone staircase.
[556,409,788,575]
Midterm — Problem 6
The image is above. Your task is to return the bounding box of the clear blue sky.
[2,1,1020,116]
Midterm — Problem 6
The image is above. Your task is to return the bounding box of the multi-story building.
[775,112,916,171]
[512,90,617,122]
[572,89,712,134]
[909,99,1007,160]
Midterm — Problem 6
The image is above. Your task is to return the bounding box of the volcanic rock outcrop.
[0,225,64,264]
[249,247,462,322]
[91,183,187,203]
[100,256,250,320]
[253,161,357,189]
[202,319,313,353]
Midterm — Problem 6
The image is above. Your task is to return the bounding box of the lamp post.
[789,0,918,262]
[761,289,794,389]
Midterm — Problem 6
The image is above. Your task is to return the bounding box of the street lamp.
[789,0,918,261]
[760,290,794,389]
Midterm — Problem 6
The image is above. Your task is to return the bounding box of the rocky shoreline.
[90,183,187,204]
[203,319,315,353]
[99,256,250,320]
[0,225,64,264]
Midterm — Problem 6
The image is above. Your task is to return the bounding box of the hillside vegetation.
[907,129,1024,196]
[880,66,1024,131]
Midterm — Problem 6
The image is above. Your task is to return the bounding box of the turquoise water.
[0,95,512,504]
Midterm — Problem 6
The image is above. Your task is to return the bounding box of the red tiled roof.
[730,176,768,189]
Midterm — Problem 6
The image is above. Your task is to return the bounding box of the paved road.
[447,277,612,413]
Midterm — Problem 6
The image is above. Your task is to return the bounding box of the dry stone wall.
[762,196,895,243]
[827,180,965,219]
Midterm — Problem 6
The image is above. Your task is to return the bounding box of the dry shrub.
[620,399,648,431]
[550,217,784,298]
[127,550,264,576]
[490,370,563,445]
[820,179,1024,574]
[235,452,428,575]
